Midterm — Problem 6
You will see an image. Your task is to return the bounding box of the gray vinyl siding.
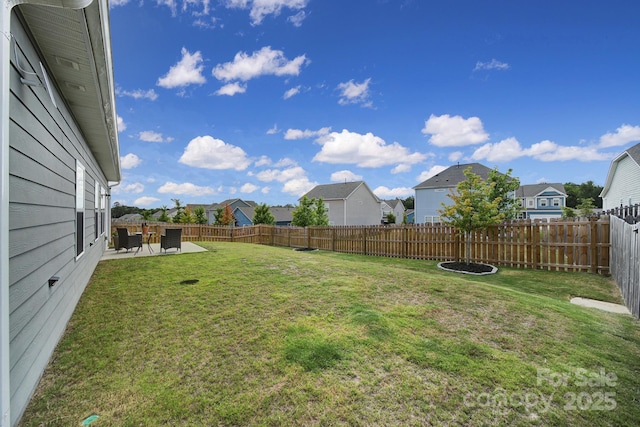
[326,199,346,226]
[602,156,640,210]
[8,14,108,425]
[344,185,381,225]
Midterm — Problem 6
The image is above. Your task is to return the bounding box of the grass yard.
[20,242,640,426]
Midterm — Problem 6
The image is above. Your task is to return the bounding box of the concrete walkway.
[100,241,208,261]
[570,297,631,315]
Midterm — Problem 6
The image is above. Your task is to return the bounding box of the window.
[539,199,548,207]
[94,180,100,240]
[552,198,560,207]
[100,187,106,235]
[527,199,534,207]
[76,161,85,257]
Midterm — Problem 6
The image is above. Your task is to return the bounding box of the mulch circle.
[437,261,497,275]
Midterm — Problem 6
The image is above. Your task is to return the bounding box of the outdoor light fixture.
[48,276,60,288]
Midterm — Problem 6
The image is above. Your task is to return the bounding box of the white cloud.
[135,196,160,206]
[282,177,317,196]
[255,165,306,183]
[109,0,130,6]
[157,47,206,89]
[599,124,640,148]
[215,82,247,96]
[267,124,279,134]
[139,130,173,143]
[471,137,525,162]
[391,164,412,174]
[212,46,309,82]
[261,186,271,194]
[373,186,414,199]
[526,140,613,162]
[448,151,463,162]
[240,183,259,193]
[470,138,614,163]
[417,165,448,183]
[284,126,331,140]
[120,153,141,169]
[283,85,301,99]
[179,135,251,170]
[117,115,126,132]
[116,182,144,194]
[337,78,372,107]
[157,181,217,196]
[255,155,272,166]
[330,170,362,182]
[287,10,306,27]
[422,114,489,147]
[274,157,297,167]
[313,129,427,168]
[473,59,510,71]
[116,87,159,101]
[225,0,308,25]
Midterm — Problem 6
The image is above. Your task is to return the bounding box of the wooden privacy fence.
[609,216,640,317]
[112,217,610,274]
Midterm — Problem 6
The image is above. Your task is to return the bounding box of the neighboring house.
[302,181,381,226]
[115,213,142,222]
[405,209,415,224]
[599,142,640,210]
[413,163,495,224]
[381,199,405,224]
[206,199,257,224]
[233,206,294,226]
[1,2,120,425]
[151,207,179,221]
[516,183,567,219]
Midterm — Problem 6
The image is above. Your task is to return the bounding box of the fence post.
[363,227,368,255]
[590,216,598,274]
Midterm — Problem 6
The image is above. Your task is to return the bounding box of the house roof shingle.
[413,163,494,189]
[516,183,567,198]
[303,181,366,200]
[235,206,295,223]
[626,142,640,165]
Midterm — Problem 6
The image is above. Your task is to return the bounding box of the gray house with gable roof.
[516,183,567,219]
[302,181,382,225]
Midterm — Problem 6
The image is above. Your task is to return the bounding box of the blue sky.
[109,0,640,208]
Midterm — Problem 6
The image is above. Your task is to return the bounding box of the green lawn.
[20,242,640,426]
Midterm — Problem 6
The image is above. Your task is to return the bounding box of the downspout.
[1,2,94,426]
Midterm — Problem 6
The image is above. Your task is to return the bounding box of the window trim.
[76,161,85,259]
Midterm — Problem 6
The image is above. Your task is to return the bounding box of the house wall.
[326,199,346,225]
[602,156,640,210]
[414,187,453,224]
[392,203,405,224]
[344,185,380,225]
[8,15,109,425]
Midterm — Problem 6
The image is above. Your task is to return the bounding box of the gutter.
[1,3,93,426]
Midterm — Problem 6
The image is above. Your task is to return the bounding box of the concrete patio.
[100,241,208,261]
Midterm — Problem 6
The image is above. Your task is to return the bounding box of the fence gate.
[610,215,640,318]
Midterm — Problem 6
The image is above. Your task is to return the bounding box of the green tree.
[253,203,276,225]
[386,212,396,224]
[292,196,316,227]
[314,198,329,226]
[402,196,414,210]
[158,206,170,223]
[181,209,194,224]
[213,207,224,225]
[562,206,577,218]
[577,197,596,217]
[194,206,207,224]
[171,198,185,224]
[439,167,503,264]
[487,167,521,219]
[141,210,153,221]
[564,181,604,208]
[402,212,409,224]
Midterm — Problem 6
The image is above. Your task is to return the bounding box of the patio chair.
[161,228,182,253]
[116,227,142,252]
